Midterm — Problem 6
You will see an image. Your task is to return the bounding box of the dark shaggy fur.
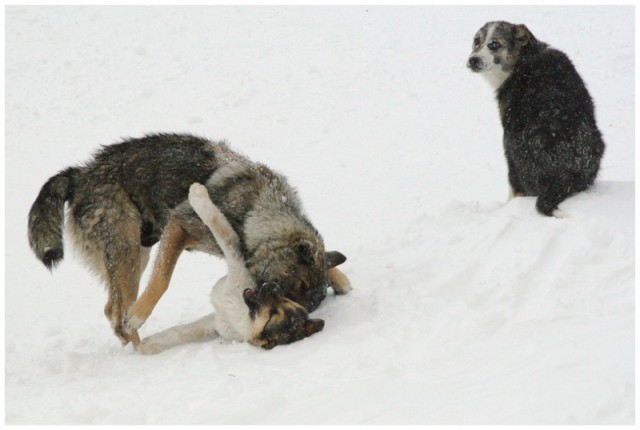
[468,21,605,216]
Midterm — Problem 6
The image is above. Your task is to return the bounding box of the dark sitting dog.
[467,21,605,216]
[28,133,351,346]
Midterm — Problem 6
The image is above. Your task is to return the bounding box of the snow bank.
[6,182,634,424]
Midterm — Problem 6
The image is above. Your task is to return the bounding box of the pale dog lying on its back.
[138,183,325,354]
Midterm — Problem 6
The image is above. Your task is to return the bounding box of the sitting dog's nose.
[467,56,483,71]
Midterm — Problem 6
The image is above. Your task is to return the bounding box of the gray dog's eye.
[488,41,502,51]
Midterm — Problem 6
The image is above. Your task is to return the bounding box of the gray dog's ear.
[303,318,325,337]
[325,251,346,269]
[294,239,315,265]
[514,24,535,47]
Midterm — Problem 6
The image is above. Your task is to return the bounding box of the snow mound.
[5,182,633,424]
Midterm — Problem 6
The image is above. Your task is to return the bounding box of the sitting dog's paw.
[552,209,570,219]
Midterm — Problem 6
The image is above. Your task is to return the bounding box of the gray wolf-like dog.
[137,183,325,354]
[467,21,605,217]
[28,133,350,347]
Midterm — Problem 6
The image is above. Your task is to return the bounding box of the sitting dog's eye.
[488,41,501,51]
[269,309,278,318]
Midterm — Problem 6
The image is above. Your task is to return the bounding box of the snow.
[5,5,634,425]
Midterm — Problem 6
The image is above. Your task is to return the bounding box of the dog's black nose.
[467,56,483,72]
[260,281,280,293]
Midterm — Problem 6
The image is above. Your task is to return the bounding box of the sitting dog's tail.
[28,167,80,270]
[188,182,245,272]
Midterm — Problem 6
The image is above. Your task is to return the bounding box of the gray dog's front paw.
[328,267,352,295]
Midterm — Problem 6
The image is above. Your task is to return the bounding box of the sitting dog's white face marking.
[467,22,510,89]
[467,21,535,91]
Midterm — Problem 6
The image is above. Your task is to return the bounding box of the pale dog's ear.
[303,319,325,337]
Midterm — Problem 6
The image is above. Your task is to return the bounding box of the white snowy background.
[5,5,634,424]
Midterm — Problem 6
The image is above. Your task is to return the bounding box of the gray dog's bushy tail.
[28,167,80,270]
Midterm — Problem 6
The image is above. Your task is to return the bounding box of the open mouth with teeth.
[243,283,283,319]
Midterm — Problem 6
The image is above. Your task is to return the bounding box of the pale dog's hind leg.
[137,313,219,354]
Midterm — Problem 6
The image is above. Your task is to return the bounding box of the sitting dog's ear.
[514,24,535,48]
[294,239,315,265]
[303,318,325,337]
[325,251,347,269]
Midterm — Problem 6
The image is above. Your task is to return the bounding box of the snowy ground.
[5,6,634,425]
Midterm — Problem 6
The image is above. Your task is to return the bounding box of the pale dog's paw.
[136,340,166,355]
[189,182,209,201]
[189,182,210,206]
[189,183,214,218]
